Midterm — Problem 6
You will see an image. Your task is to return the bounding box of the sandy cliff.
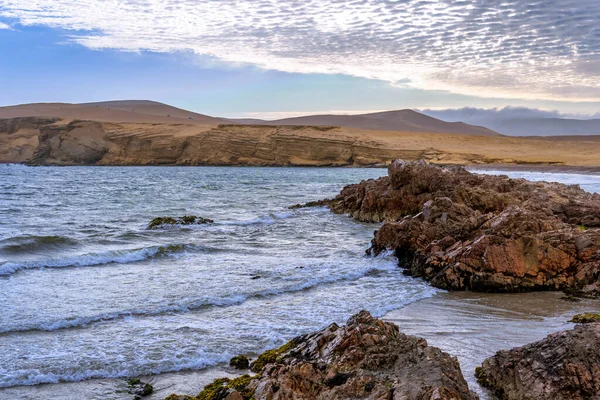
[2,101,600,167]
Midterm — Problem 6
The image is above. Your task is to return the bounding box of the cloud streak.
[1,0,599,101]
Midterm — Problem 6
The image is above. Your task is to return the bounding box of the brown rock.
[327,160,600,295]
[246,311,478,400]
[168,311,478,400]
[476,323,600,400]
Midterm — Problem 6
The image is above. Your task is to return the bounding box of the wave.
[0,235,78,254]
[0,349,230,389]
[1,263,399,334]
[0,243,205,276]
[217,211,299,226]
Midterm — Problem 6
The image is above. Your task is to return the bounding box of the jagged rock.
[147,216,214,229]
[170,311,478,400]
[326,160,600,294]
[476,323,600,400]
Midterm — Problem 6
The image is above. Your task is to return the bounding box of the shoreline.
[2,291,597,399]
[3,161,600,174]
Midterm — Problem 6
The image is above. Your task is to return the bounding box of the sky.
[0,0,599,119]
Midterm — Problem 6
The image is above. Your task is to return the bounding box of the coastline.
[4,161,600,174]
[2,291,597,400]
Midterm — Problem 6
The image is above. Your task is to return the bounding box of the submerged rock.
[476,322,600,400]
[167,311,478,400]
[327,160,600,295]
[147,216,214,229]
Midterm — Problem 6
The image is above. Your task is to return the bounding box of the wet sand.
[384,291,600,399]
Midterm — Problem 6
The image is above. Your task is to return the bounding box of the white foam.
[0,244,195,276]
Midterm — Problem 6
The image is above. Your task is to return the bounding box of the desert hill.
[233,109,500,136]
[1,100,600,168]
[421,108,600,136]
[0,101,226,125]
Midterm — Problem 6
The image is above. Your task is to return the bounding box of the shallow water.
[1,165,599,399]
[385,291,600,400]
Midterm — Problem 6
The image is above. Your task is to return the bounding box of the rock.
[476,323,600,400]
[147,216,214,229]
[570,313,600,323]
[326,160,600,295]
[288,200,330,210]
[171,311,478,399]
[127,378,154,398]
[229,355,250,370]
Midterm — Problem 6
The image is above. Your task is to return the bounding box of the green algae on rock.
[570,313,600,323]
[147,216,214,229]
[249,338,298,373]
[229,355,250,370]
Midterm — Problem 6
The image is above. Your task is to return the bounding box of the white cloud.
[1,0,599,101]
[0,21,10,29]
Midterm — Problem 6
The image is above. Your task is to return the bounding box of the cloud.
[0,21,10,29]
[1,0,599,101]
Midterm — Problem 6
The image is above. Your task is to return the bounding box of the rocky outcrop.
[475,322,600,400]
[327,160,600,295]
[147,216,214,230]
[167,311,478,400]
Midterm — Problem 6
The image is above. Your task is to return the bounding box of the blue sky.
[1,1,599,118]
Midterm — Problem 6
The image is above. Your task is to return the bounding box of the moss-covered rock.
[148,216,214,229]
[570,313,600,324]
[195,375,256,400]
[249,339,297,373]
[229,355,250,370]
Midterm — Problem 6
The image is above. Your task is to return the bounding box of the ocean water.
[0,165,438,393]
[1,165,598,399]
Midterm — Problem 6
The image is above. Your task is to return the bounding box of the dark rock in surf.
[127,378,154,398]
[230,355,250,370]
[147,215,214,229]
[326,160,600,295]
[169,311,478,399]
[476,322,600,400]
[288,200,330,210]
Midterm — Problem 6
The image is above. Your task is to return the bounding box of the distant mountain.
[0,100,227,125]
[421,107,600,136]
[232,109,500,136]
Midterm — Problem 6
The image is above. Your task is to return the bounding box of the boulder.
[326,160,600,295]
[171,311,478,400]
[476,323,600,400]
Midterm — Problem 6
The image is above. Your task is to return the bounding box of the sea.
[0,165,599,399]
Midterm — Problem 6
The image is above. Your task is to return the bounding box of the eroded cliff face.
[5,120,417,166]
[3,118,600,167]
[327,160,600,295]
